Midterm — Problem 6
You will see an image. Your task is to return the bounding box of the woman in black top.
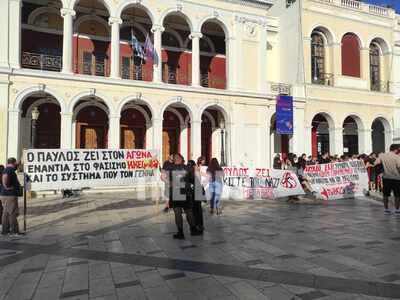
[170,154,200,239]
[187,160,205,234]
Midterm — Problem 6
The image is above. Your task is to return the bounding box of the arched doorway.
[199,20,227,89]
[162,105,191,162]
[162,13,191,85]
[120,5,153,81]
[200,108,227,164]
[120,103,151,149]
[20,94,61,150]
[73,0,111,76]
[74,100,109,149]
[371,118,387,154]
[270,113,289,160]
[311,114,330,157]
[343,116,359,155]
[21,0,63,72]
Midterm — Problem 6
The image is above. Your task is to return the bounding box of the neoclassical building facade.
[0,0,399,167]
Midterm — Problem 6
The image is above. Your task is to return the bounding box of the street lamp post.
[31,106,40,148]
[219,115,226,166]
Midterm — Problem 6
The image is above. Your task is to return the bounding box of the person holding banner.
[374,144,400,215]
[161,155,175,213]
[1,158,22,236]
[206,158,224,215]
[170,154,201,239]
[187,160,205,234]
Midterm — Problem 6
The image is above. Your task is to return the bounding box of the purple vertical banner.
[276,95,293,135]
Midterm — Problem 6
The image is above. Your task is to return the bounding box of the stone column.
[60,113,73,148]
[0,82,9,162]
[226,36,236,90]
[145,122,153,149]
[331,42,342,82]
[9,0,22,69]
[258,25,268,92]
[109,17,122,79]
[61,8,76,74]
[0,1,9,68]
[108,115,120,148]
[190,120,201,161]
[190,32,202,87]
[330,127,344,156]
[152,118,163,160]
[304,126,312,156]
[291,107,305,155]
[151,25,164,83]
[360,47,370,84]
[8,109,20,159]
[359,128,372,154]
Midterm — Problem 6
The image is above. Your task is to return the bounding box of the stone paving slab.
[0,194,399,299]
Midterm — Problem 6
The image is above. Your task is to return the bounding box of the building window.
[341,33,360,77]
[83,52,92,75]
[311,33,325,84]
[94,53,105,77]
[122,57,131,79]
[370,44,380,91]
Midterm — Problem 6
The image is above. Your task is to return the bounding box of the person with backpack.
[1,158,22,236]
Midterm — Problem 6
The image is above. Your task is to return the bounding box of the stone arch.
[27,6,61,25]
[70,0,114,16]
[72,99,110,121]
[74,15,111,35]
[117,95,155,119]
[309,111,336,129]
[198,101,231,124]
[159,98,194,121]
[198,16,230,39]
[166,107,185,126]
[68,90,115,115]
[309,25,336,45]
[368,37,391,54]
[164,28,185,48]
[120,104,151,125]
[116,0,155,24]
[120,21,148,41]
[341,113,364,131]
[160,9,194,32]
[202,110,216,129]
[14,85,67,113]
[184,35,216,53]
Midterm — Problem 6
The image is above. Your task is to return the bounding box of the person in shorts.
[374,144,400,215]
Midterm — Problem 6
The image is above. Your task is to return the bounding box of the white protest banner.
[201,166,304,200]
[23,149,160,191]
[304,160,369,200]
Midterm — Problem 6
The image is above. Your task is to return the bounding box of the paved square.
[0,193,400,300]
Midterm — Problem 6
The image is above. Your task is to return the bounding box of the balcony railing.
[21,51,62,72]
[162,72,191,85]
[75,61,108,77]
[312,0,392,17]
[121,64,152,81]
[312,73,334,86]
[201,74,227,89]
[371,81,389,93]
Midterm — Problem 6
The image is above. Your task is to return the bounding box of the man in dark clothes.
[1,158,21,236]
[161,154,175,212]
[187,160,205,234]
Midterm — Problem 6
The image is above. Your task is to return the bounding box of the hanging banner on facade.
[276,95,294,134]
[303,160,369,200]
[201,166,304,200]
[23,149,160,191]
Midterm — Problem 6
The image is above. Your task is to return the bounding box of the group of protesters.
[273,144,400,214]
[160,154,224,240]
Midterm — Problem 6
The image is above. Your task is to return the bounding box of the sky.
[365,0,400,11]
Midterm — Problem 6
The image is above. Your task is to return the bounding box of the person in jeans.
[206,158,224,215]
[374,144,400,215]
[1,158,21,235]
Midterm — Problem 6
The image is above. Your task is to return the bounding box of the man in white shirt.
[375,144,400,215]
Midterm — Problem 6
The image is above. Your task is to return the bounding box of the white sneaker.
[384,209,392,215]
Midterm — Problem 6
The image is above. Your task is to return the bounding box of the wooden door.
[121,127,145,149]
[163,129,179,162]
[80,126,105,149]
